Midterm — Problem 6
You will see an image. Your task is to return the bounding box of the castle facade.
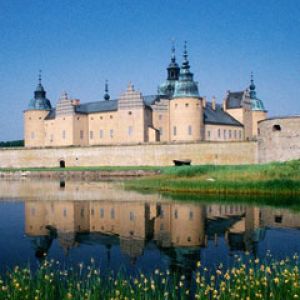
[24,44,267,148]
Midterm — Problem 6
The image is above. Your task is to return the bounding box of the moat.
[0,179,300,276]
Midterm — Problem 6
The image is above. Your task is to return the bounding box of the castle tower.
[170,42,203,141]
[24,71,52,147]
[248,73,268,137]
[158,42,180,98]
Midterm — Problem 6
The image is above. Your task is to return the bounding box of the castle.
[24,43,267,148]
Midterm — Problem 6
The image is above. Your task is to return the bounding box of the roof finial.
[171,38,176,62]
[38,69,42,85]
[104,79,110,101]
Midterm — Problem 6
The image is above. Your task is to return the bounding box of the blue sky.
[0,0,299,140]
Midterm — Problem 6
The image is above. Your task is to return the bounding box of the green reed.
[125,160,300,196]
[1,254,300,299]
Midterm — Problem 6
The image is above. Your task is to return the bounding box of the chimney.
[202,96,206,108]
[71,99,80,106]
[212,96,216,110]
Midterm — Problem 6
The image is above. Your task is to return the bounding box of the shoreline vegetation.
[0,160,299,196]
[125,160,300,197]
[1,254,300,299]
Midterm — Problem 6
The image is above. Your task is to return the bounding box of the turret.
[169,42,203,141]
[158,42,180,98]
[24,71,52,147]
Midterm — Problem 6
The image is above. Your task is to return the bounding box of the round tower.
[170,42,203,141]
[24,71,52,147]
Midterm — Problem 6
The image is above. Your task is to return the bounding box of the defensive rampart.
[0,141,257,168]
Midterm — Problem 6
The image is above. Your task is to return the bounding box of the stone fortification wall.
[0,141,257,168]
[258,116,300,163]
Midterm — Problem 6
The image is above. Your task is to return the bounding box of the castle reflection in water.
[25,196,300,262]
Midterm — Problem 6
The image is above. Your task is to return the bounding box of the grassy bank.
[125,160,300,196]
[1,255,300,299]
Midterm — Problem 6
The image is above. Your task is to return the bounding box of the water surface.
[0,179,300,276]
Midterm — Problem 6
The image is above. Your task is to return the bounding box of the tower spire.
[104,80,110,101]
[171,38,176,62]
[249,71,256,99]
[38,69,42,85]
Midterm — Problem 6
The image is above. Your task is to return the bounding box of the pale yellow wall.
[24,110,50,148]
[0,141,258,168]
[224,108,244,125]
[152,99,170,142]
[252,111,267,138]
[73,114,89,146]
[45,115,74,147]
[204,124,244,141]
[88,111,118,145]
[170,98,203,141]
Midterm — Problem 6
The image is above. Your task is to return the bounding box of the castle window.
[218,129,221,138]
[129,211,135,221]
[159,127,163,136]
[173,126,177,136]
[258,128,260,135]
[80,130,84,139]
[77,117,80,120]
[99,129,103,138]
[80,208,84,218]
[31,132,35,139]
[111,208,115,219]
[224,129,227,139]
[50,134,53,142]
[229,130,232,139]
[62,130,66,139]
[128,126,133,136]
[159,114,162,120]
[100,116,103,120]
[187,236,191,242]
[273,124,281,131]
[31,208,36,216]
[29,117,31,120]
[174,209,178,219]
[39,117,42,120]
[239,131,242,139]
[128,111,132,115]
[207,130,211,139]
[175,103,178,108]
[189,211,194,220]
[63,208,67,217]
[234,130,237,139]
[91,117,94,121]
[188,125,192,135]
[110,129,114,138]
[91,208,94,216]
[185,103,189,107]
[100,208,104,218]
[110,115,113,119]
[90,131,94,139]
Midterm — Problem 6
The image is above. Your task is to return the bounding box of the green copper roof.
[249,73,266,111]
[27,71,52,110]
[173,42,199,98]
[158,43,180,98]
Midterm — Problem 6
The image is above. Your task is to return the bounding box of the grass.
[125,160,300,196]
[1,254,300,299]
